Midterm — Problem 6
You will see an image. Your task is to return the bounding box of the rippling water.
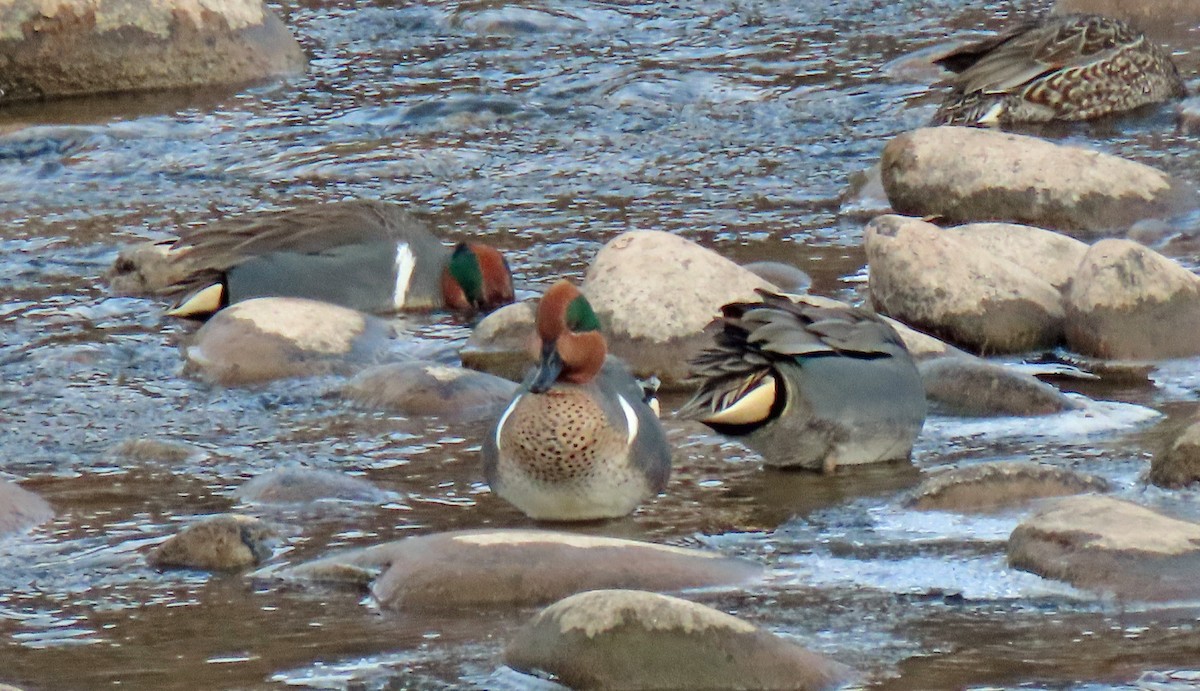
[2,0,1199,688]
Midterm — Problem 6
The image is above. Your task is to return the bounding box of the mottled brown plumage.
[932,14,1186,127]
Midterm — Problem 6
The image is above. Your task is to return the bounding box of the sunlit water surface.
[2,0,1199,688]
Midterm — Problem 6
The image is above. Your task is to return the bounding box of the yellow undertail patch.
[701,375,777,426]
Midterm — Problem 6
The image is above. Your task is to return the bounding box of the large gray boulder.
[505,589,856,691]
[582,231,775,389]
[1065,239,1200,359]
[881,127,1196,236]
[183,297,395,386]
[0,0,304,104]
[1008,496,1200,601]
[940,222,1089,292]
[264,529,763,611]
[866,215,1065,354]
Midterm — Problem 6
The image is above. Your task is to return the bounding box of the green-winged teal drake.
[932,13,1186,127]
[165,200,514,319]
[679,290,927,472]
[483,280,671,521]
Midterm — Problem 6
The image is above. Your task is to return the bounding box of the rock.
[460,301,537,382]
[1008,495,1200,601]
[148,514,276,571]
[866,215,1065,354]
[880,127,1196,236]
[918,357,1083,417]
[742,261,812,294]
[1180,97,1200,135]
[839,163,891,219]
[265,529,763,611]
[107,241,191,296]
[108,437,204,463]
[0,479,53,535]
[505,589,855,691]
[1065,239,1200,359]
[906,461,1108,512]
[941,223,1089,292]
[582,231,775,389]
[343,361,517,420]
[235,467,390,505]
[0,0,304,104]
[1149,416,1200,489]
[183,297,395,386]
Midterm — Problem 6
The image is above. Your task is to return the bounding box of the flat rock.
[0,0,304,104]
[0,479,53,536]
[881,127,1196,236]
[235,467,390,505]
[343,361,517,420]
[148,514,276,571]
[906,461,1108,512]
[1008,495,1200,600]
[505,589,855,691]
[108,437,205,463]
[866,215,1065,354]
[919,356,1084,417]
[582,231,775,389]
[941,222,1089,292]
[1065,239,1200,359]
[183,297,395,386]
[1149,415,1200,489]
[460,301,537,382]
[264,529,763,611]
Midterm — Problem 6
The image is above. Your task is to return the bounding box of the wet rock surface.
[1065,239,1200,359]
[1008,496,1200,601]
[919,357,1083,417]
[182,297,395,386]
[0,0,304,103]
[460,301,536,382]
[505,589,856,691]
[940,222,1089,292]
[343,361,517,420]
[865,215,1065,354]
[906,461,1108,512]
[235,467,390,505]
[0,479,53,535]
[268,529,763,611]
[582,231,775,389]
[1149,415,1200,489]
[148,514,276,571]
[880,127,1196,235]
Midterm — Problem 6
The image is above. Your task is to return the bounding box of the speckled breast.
[498,389,628,484]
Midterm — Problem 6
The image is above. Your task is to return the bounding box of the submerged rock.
[583,231,774,389]
[1065,239,1200,359]
[183,297,395,386]
[235,467,390,505]
[460,301,537,382]
[1179,97,1200,135]
[0,0,304,104]
[906,461,1108,512]
[1149,416,1200,489]
[0,479,53,536]
[1008,495,1200,600]
[108,437,204,463]
[505,589,856,691]
[742,261,812,294]
[149,514,276,571]
[918,357,1083,417]
[865,215,1065,354]
[344,361,516,420]
[880,127,1195,236]
[265,529,762,611]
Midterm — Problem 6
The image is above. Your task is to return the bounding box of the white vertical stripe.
[617,395,639,446]
[392,242,416,310]
[494,394,523,453]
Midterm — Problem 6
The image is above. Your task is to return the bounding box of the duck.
[163,200,515,319]
[482,280,671,521]
[678,290,927,472]
[931,13,1187,127]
